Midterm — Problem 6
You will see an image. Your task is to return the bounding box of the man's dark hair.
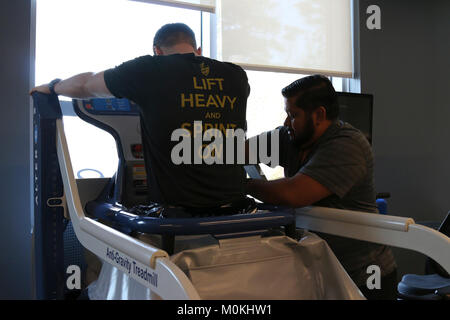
[153,23,197,49]
[282,74,339,120]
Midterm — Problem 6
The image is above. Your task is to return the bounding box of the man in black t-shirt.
[31,23,250,211]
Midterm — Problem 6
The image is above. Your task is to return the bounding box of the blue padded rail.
[86,201,295,236]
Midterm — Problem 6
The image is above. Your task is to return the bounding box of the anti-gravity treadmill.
[32,92,450,300]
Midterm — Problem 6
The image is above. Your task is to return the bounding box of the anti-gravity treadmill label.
[105,247,158,287]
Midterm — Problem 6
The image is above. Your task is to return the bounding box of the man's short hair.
[153,23,197,49]
[282,74,339,120]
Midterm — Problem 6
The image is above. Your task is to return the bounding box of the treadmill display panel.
[83,98,140,115]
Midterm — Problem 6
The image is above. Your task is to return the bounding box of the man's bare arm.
[30,71,113,99]
[245,173,332,208]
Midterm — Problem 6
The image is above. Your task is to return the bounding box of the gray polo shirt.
[267,121,396,286]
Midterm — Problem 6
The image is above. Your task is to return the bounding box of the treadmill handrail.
[56,119,200,300]
[297,206,415,231]
[295,206,450,274]
[86,201,295,236]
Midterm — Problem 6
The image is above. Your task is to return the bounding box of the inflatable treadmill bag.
[171,232,363,300]
[87,232,364,300]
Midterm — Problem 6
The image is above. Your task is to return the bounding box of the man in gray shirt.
[246,75,397,299]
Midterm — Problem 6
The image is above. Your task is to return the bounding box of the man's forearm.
[54,72,112,99]
[245,178,293,206]
[52,72,94,98]
[245,173,332,208]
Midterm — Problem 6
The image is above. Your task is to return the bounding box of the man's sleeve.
[299,137,367,198]
[103,55,153,101]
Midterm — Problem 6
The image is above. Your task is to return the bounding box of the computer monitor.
[337,92,373,144]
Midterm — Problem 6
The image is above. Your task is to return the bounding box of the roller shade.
[217,0,353,77]
[130,0,215,12]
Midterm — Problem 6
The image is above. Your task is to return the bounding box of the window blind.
[216,0,353,77]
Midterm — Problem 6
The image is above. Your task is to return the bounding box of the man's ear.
[315,106,328,123]
[153,46,164,56]
[195,46,202,56]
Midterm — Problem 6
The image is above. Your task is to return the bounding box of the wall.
[359,0,450,276]
[0,0,34,299]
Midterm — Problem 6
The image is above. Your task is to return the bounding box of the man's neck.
[161,43,199,56]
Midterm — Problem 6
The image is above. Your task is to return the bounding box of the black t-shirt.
[104,53,250,207]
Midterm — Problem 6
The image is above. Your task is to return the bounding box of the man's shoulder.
[125,54,154,64]
[156,54,247,76]
[328,121,371,148]
[315,121,373,161]
[110,55,155,72]
[208,58,248,77]
[221,60,246,72]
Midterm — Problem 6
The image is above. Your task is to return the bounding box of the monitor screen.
[337,92,373,144]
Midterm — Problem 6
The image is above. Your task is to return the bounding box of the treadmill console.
[83,98,140,115]
[73,98,148,207]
